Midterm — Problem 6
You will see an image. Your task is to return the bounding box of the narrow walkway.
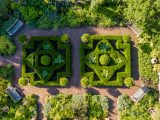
[0,26,142,120]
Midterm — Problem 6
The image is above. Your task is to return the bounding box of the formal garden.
[19,34,71,86]
[0,0,159,119]
[80,34,133,87]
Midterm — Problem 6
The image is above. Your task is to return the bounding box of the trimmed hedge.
[21,35,71,86]
[80,34,131,87]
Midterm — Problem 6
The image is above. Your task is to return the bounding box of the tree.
[0,0,10,19]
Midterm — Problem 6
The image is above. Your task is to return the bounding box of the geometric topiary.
[21,35,71,86]
[18,77,28,86]
[61,34,69,43]
[80,77,90,88]
[80,34,131,87]
[40,55,51,66]
[124,77,134,87]
[81,34,91,43]
[60,77,68,86]
[99,54,110,65]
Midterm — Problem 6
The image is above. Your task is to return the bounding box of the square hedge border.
[21,36,71,86]
[80,35,131,86]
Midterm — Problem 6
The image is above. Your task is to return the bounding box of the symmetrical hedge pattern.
[80,34,131,86]
[21,35,71,86]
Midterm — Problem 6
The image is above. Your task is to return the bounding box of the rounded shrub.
[18,77,28,86]
[123,35,130,43]
[18,34,27,44]
[40,55,51,66]
[99,54,110,66]
[81,77,89,88]
[81,34,91,43]
[60,77,68,86]
[124,77,134,87]
[61,34,69,43]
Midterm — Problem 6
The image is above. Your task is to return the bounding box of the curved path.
[0,26,142,120]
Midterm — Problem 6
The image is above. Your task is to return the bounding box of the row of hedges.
[45,94,109,120]
[80,34,132,87]
[20,35,71,86]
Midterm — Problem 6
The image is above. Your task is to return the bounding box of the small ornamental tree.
[99,54,110,65]
[61,34,69,43]
[123,35,130,43]
[18,77,28,86]
[124,77,134,87]
[81,77,89,88]
[81,34,90,43]
[60,77,68,86]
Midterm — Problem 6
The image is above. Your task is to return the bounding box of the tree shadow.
[47,87,59,95]
[131,41,139,80]
[108,88,121,97]
[35,95,44,120]
[85,87,100,95]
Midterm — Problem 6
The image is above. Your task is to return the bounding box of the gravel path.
[0,26,142,120]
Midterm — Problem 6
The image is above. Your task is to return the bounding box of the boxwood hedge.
[80,34,132,87]
[21,35,71,86]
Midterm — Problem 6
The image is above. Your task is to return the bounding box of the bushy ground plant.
[118,89,159,120]
[45,94,109,120]
[0,35,16,56]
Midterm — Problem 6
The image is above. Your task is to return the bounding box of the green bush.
[18,77,28,86]
[99,54,110,65]
[40,55,51,66]
[18,34,27,44]
[0,35,16,56]
[139,43,152,53]
[124,77,134,87]
[81,77,89,88]
[123,35,130,43]
[61,34,69,43]
[60,77,68,86]
[81,34,90,43]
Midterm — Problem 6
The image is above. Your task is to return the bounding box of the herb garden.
[20,35,71,86]
[80,34,133,87]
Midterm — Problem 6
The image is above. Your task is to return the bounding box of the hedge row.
[21,35,71,86]
[80,34,132,87]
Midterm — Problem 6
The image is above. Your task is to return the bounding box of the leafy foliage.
[118,89,159,120]
[124,77,134,87]
[18,77,28,86]
[0,35,16,56]
[45,94,109,120]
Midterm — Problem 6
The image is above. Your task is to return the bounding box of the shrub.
[124,77,134,87]
[18,77,28,86]
[60,77,68,86]
[81,77,89,88]
[117,94,133,111]
[81,34,90,43]
[139,43,152,53]
[99,54,110,65]
[0,35,16,56]
[153,64,160,72]
[61,34,69,43]
[40,55,51,66]
[18,34,27,44]
[123,35,130,43]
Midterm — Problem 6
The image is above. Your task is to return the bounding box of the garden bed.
[20,35,71,86]
[80,34,132,87]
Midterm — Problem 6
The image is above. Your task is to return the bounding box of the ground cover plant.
[0,65,37,120]
[80,34,132,87]
[20,35,71,86]
[0,94,38,120]
[117,88,160,120]
[45,94,109,120]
